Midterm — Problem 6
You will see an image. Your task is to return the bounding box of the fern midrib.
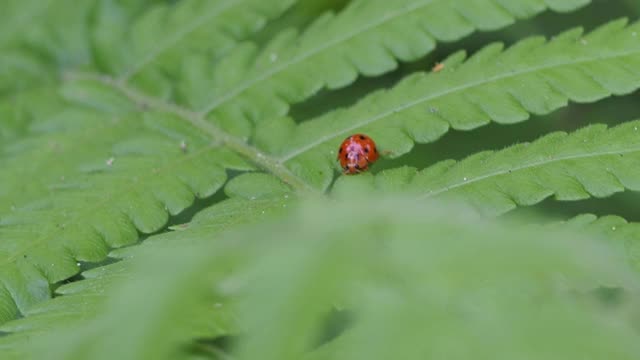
[197,0,436,114]
[0,143,217,267]
[68,72,316,194]
[421,145,640,199]
[119,0,237,81]
[279,48,640,162]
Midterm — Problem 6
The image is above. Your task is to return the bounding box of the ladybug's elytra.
[337,134,379,175]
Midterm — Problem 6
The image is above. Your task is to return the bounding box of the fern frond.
[0,0,96,96]
[0,0,296,111]
[61,73,315,193]
[0,197,290,343]
[0,104,263,324]
[0,1,162,136]
[4,1,640,359]
[0,249,233,360]
[95,0,297,84]
[276,19,640,190]
[558,213,640,270]
[0,0,52,46]
[1,197,638,360]
[333,121,640,216]
[183,0,588,129]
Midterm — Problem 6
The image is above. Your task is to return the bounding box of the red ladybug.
[337,134,379,175]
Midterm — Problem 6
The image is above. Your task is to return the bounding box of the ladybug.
[337,134,379,175]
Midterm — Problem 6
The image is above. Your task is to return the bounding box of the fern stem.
[64,71,317,194]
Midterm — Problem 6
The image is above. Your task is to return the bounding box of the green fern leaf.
[1,198,638,360]
[277,19,640,190]
[0,107,257,324]
[0,0,337,321]
[7,16,632,326]
[0,0,295,137]
[57,74,315,192]
[93,0,297,83]
[181,0,589,132]
[2,1,640,355]
[0,0,95,95]
[559,213,640,270]
[0,1,158,137]
[0,197,291,342]
[60,2,603,196]
[334,121,640,215]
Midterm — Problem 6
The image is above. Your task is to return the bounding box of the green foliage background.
[2,0,640,358]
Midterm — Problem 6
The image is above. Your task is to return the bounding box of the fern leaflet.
[1,198,638,360]
[179,0,589,132]
[334,121,640,215]
[275,19,640,190]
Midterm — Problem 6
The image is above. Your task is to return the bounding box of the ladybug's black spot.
[354,164,360,169]
[359,135,366,140]
[373,147,378,153]
[338,147,343,153]
[344,154,349,160]
[364,148,369,153]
